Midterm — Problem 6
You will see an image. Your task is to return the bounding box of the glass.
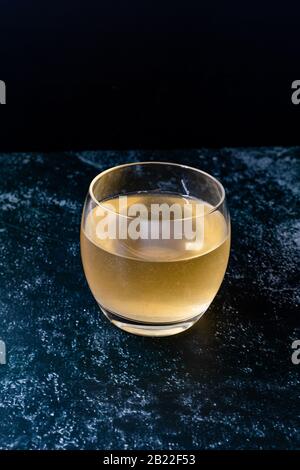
[80,162,230,337]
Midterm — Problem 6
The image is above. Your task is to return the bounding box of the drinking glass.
[80,162,230,336]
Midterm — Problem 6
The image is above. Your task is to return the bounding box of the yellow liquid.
[81,193,230,323]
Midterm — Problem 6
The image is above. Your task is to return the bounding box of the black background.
[0,1,300,151]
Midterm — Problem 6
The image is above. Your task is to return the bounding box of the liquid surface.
[81,193,230,323]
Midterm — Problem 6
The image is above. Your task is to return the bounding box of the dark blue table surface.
[0,148,299,450]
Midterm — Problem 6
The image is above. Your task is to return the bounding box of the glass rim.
[89,161,226,219]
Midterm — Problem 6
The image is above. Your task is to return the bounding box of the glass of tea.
[80,162,230,336]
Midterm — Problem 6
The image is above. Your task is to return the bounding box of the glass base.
[99,305,204,337]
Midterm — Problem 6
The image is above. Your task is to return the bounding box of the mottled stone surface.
[0,149,299,450]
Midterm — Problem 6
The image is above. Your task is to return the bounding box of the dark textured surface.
[0,149,299,450]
